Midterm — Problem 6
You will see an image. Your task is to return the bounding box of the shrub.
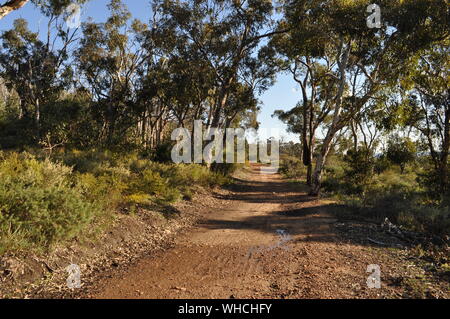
[58,150,230,205]
[0,152,104,253]
[279,157,306,179]
[374,154,391,175]
[341,183,450,237]
[417,162,450,204]
[342,147,375,194]
[386,136,417,174]
[151,142,174,163]
[211,162,241,176]
[0,150,231,255]
[398,206,450,235]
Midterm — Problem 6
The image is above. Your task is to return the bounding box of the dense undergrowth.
[279,155,450,238]
[0,149,229,255]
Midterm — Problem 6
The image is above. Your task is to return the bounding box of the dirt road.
[83,165,443,299]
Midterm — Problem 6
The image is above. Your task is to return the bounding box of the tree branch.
[0,0,29,20]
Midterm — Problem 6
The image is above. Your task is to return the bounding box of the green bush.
[323,152,449,237]
[386,136,417,174]
[60,150,230,206]
[374,155,391,175]
[0,152,105,253]
[342,148,375,194]
[0,150,231,254]
[279,157,306,179]
[398,206,450,235]
[340,183,450,237]
[151,142,174,163]
[417,162,450,203]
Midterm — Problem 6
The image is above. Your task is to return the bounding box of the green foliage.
[58,149,229,204]
[151,142,174,163]
[342,147,375,194]
[0,152,105,253]
[342,187,450,237]
[374,154,391,175]
[387,136,417,174]
[279,142,302,159]
[211,162,241,177]
[417,162,450,204]
[0,0,449,256]
[0,17,74,142]
[323,156,449,237]
[279,156,306,179]
[39,92,99,148]
[0,150,229,255]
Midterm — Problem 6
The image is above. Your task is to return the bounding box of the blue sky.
[0,0,300,141]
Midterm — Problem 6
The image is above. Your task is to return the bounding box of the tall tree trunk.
[306,132,315,186]
[35,97,40,140]
[310,126,339,195]
[207,83,232,169]
[309,39,350,196]
[306,163,312,186]
[350,120,358,149]
[18,97,25,119]
[141,109,147,147]
[298,74,312,184]
[211,85,230,128]
[440,105,450,195]
[106,103,116,146]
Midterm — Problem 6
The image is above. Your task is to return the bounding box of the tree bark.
[309,39,351,196]
[309,126,340,195]
[306,163,312,186]
[0,0,29,20]
[440,104,450,194]
[35,97,40,140]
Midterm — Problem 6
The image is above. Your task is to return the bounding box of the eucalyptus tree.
[0,0,88,20]
[135,54,214,148]
[131,6,218,149]
[270,30,340,184]
[75,0,152,146]
[386,134,416,174]
[397,41,449,195]
[279,0,448,195]
[0,0,29,19]
[414,43,449,195]
[0,11,77,140]
[154,0,281,131]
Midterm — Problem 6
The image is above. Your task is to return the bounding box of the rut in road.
[88,165,404,299]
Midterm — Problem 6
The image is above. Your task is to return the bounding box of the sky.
[0,0,300,142]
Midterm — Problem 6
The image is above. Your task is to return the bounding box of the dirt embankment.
[2,164,448,298]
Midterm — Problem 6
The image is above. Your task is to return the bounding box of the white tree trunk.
[310,39,351,196]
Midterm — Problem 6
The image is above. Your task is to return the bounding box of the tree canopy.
[0,0,448,196]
